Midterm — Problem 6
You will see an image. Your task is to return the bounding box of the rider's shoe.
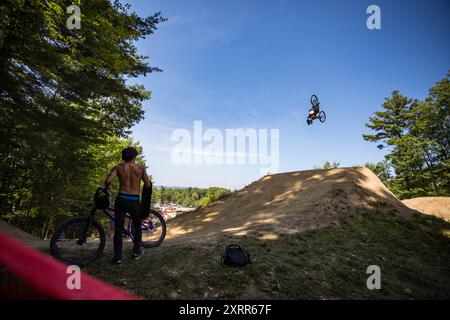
[112,258,123,265]
[132,251,143,261]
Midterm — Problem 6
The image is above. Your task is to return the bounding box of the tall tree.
[0,0,165,235]
[363,72,450,198]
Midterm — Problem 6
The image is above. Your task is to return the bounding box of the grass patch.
[85,210,450,299]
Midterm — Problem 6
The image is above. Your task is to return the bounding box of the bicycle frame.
[76,207,96,245]
[101,207,155,240]
[50,202,165,266]
[75,204,157,245]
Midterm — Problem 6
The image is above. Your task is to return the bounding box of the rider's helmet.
[94,187,110,209]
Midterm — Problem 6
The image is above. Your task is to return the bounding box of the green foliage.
[315,161,341,169]
[363,71,450,199]
[0,0,165,237]
[152,186,231,208]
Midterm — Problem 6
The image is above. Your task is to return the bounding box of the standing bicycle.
[50,197,166,267]
[50,147,166,266]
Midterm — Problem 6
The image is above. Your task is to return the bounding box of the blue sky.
[124,0,450,189]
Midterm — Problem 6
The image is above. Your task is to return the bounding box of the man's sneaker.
[112,258,122,265]
[132,252,143,261]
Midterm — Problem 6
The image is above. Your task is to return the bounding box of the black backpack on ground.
[222,244,251,267]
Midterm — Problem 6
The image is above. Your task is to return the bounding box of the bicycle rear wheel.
[319,111,326,122]
[141,209,166,248]
[50,217,106,267]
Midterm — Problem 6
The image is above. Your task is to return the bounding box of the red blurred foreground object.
[0,232,141,300]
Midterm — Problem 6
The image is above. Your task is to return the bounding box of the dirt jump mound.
[165,167,417,244]
[403,197,450,221]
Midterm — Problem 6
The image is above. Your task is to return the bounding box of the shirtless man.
[104,147,151,265]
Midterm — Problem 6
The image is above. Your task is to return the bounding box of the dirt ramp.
[0,220,46,249]
[165,167,416,244]
[403,197,450,221]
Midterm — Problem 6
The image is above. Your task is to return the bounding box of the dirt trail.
[0,220,47,249]
[164,167,417,245]
[403,197,450,221]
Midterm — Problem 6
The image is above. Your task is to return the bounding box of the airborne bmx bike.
[307,94,326,125]
[50,204,166,267]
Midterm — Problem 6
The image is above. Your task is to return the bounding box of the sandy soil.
[0,220,47,249]
[164,167,417,245]
[402,197,450,221]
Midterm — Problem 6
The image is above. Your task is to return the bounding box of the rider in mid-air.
[308,103,319,118]
[307,94,326,125]
[104,147,151,265]
[307,101,319,125]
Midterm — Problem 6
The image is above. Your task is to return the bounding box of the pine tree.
[363,72,450,198]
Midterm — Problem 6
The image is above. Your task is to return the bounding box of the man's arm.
[104,166,118,189]
[142,167,151,188]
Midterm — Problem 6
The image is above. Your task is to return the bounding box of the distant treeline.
[152,187,232,208]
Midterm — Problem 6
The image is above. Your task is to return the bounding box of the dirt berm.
[403,197,450,221]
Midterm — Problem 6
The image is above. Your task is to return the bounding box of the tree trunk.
[41,216,49,239]
[423,154,439,194]
[44,216,53,239]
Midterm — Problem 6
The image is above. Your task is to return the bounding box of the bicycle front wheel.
[141,209,167,248]
[50,217,106,267]
[310,94,319,106]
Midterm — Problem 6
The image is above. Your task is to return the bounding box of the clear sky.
[124,0,450,189]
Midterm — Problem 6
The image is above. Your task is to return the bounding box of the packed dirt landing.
[0,220,47,249]
[402,197,450,221]
[165,167,417,245]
